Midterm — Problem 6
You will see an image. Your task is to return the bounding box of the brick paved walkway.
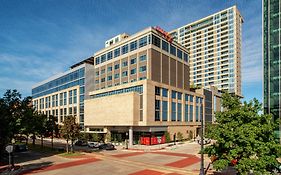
[20,157,100,174]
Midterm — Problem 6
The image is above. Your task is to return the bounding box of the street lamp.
[199,105,204,175]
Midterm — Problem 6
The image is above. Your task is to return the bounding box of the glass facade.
[32,67,85,98]
[92,85,143,99]
[263,0,280,139]
[32,66,86,126]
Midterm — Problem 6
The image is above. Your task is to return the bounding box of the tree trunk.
[71,139,74,153]
[25,134,28,145]
[66,139,69,153]
[32,133,35,146]
[41,135,43,148]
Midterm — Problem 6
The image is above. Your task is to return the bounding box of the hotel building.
[263,0,280,140]
[170,6,243,97]
[83,27,206,145]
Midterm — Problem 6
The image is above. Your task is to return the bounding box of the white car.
[87,142,100,148]
[196,137,211,145]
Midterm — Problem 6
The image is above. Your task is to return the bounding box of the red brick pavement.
[151,152,195,157]
[129,169,165,175]
[112,152,145,158]
[164,156,200,168]
[129,169,183,175]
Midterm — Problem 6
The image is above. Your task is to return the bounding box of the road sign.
[5,145,13,153]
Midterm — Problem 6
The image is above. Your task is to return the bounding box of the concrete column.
[129,126,133,146]
[105,128,111,143]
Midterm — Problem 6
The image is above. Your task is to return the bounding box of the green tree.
[164,131,171,142]
[36,113,49,148]
[177,132,183,141]
[60,116,80,153]
[204,93,281,174]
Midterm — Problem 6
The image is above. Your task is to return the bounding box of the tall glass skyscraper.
[263,0,280,139]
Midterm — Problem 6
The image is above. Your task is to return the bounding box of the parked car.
[196,137,211,145]
[98,143,115,150]
[14,144,28,152]
[87,142,99,148]
[74,140,87,146]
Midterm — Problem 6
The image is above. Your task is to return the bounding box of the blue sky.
[0,0,262,103]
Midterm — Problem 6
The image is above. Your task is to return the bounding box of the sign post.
[5,145,14,170]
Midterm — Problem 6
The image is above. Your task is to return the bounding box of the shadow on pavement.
[1,161,53,175]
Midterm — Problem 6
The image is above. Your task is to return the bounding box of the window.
[122,61,128,67]
[152,34,161,47]
[170,45,176,56]
[139,66,146,72]
[139,36,147,47]
[122,71,128,77]
[73,89,77,104]
[196,106,199,121]
[155,86,161,96]
[114,73,119,79]
[184,53,189,62]
[107,66,112,72]
[95,79,99,83]
[185,104,189,121]
[130,68,136,75]
[178,92,182,100]
[162,88,168,97]
[101,54,106,63]
[139,77,146,80]
[172,90,177,99]
[139,55,147,62]
[101,78,105,82]
[155,100,160,121]
[185,94,189,101]
[122,44,128,54]
[59,93,63,106]
[107,75,112,81]
[74,106,77,115]
[177,103,182,121]
[114,48,120,57]
[95,71,99,76]
[172,102,176,121]
[92,85,143,99]
[162,40,169,52]
[107,51,113,60]
[162,101,168,121]
[114,64,119,70]
[69,90,72,105]
[190,95,194,102]
[95,57,100,65]
[155,100,160,109]
[177,49,182,59]
[63,92,67,105]
[101,69,105,74]
[130,40,137,51]
[130,58,136,64]
[69,107,72,115]
[190,105,193,121]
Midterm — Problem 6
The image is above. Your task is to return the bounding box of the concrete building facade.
[170,6,243,97]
